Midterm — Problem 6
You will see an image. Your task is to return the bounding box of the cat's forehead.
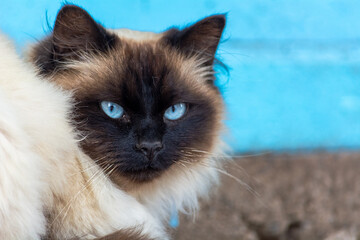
[63,35,215,101]
[110,28,163,42]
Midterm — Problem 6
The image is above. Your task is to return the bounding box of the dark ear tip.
[59,4,84,13]
[211,14,227,23]
[54,4,94,33]
[202,14,226,30]
[57,4,89,19]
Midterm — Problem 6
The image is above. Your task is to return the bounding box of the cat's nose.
[135,141,163,160]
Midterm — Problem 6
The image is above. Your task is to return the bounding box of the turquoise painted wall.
[1,0,360,152]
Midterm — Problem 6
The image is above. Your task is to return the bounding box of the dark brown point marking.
[96,228,155,240]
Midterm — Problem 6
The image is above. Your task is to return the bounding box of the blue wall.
[1,0,360,152]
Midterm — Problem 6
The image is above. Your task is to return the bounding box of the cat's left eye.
[164,103,187,121]
[100,101,124,119]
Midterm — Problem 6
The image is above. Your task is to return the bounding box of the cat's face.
[30,5,225,184]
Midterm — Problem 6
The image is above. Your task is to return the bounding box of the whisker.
[178,158,268,209]
[69,157,111,177]
[51,164,111,227]
[232,151,272,159]
[107,163,118,176]
[179,148,272,180]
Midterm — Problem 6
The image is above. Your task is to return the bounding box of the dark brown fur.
[96,228,154,240]
[41,229,153,240]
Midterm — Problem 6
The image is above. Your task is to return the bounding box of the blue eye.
[101,101,124,119]
[164,103,187,121]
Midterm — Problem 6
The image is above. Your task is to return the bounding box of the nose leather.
[135,140,163,160]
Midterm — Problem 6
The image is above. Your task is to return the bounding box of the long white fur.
[0,34,50,239]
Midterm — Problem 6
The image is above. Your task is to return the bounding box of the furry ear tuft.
[163,15,226,66]
[29,5,117,75]
[52,5,116,60]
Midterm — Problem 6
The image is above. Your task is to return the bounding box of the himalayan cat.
[29,4,225,239]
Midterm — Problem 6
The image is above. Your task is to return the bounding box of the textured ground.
[173,152,360,240]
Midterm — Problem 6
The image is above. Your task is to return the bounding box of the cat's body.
[0,4,226,239]
[0,33,84,239]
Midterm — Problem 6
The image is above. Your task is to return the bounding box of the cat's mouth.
[114,153,174,182]
[121,166,165,182]
[97,152,176,184]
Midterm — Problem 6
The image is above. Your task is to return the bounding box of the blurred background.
[1,0,360,152]
[1,1,360,239]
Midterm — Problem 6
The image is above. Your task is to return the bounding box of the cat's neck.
[127,142,226,222]
[46,150,167,239]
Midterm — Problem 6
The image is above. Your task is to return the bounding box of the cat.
[27,4,227,239]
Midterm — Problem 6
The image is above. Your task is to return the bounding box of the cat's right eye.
[164,103,187,121]
[100,101,124,119]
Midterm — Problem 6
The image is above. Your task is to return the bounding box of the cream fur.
[0,33,167,239]
[110,29,163,42]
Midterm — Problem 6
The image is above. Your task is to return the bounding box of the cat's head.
[30,5,226,185]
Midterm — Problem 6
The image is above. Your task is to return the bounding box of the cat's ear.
[163,15,226,66]
[51,5,115,60]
